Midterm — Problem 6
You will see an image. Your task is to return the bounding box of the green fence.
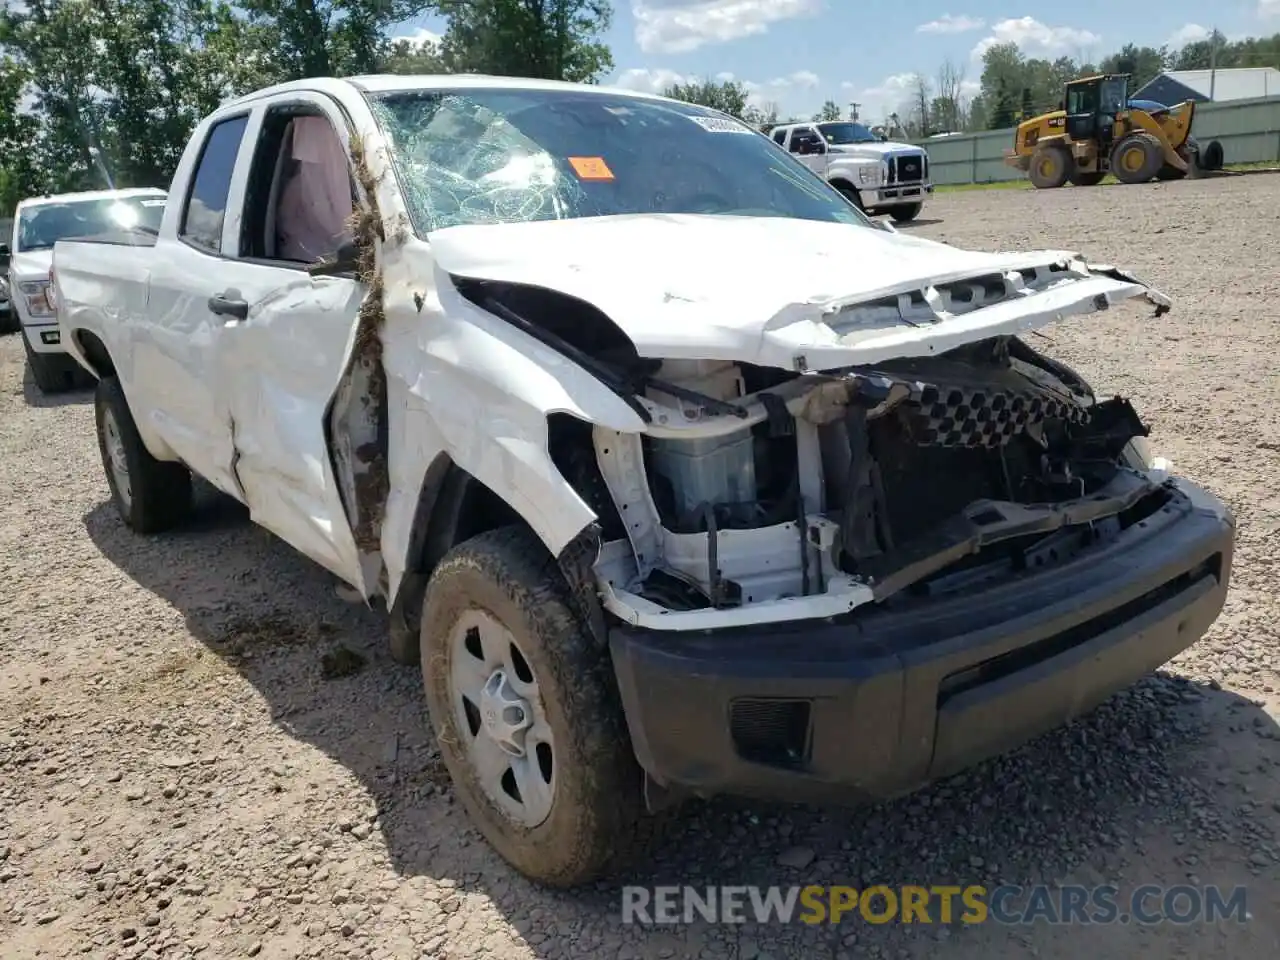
[914,95,1280,186]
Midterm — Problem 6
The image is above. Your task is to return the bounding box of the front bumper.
[864,183,933,207]
[21,320,66,354]
[610,478,1233,806]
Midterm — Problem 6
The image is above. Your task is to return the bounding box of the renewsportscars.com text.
[621,884,1250,926]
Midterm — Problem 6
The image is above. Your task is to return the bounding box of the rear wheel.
[1068,171,1106,187]
[1200,140,1224,172]
[1109,133,1164,184]
[419,525,650,887]
[1028,144,1072,188]
[94,375,193,533]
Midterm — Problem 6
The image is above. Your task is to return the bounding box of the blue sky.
[394,1,1280,122]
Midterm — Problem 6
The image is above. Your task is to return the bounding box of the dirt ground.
[2,173,1278,960]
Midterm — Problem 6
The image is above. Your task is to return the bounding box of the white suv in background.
[770,121,933,223]
[5,188,166,392]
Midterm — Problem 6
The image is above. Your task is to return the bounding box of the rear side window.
[181,115,249,252]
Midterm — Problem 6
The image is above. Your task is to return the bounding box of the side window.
[180,115,249,253]
[240,106,356,264]
[789,128,818,154]
[772,128,787,145]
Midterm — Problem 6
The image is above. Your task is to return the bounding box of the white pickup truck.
[3,188,166,392]
[53,75,1233,888]
[770,121,933,223]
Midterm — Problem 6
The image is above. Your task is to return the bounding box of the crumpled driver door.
[212,268,369,591]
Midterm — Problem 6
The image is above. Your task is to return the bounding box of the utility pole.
[848,101,860,121]
[1209,25,1218,101]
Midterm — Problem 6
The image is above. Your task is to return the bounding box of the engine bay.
[587,334,1171,626]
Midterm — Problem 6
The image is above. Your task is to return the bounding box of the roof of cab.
[221,72,674,109]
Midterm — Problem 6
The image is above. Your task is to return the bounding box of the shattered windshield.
[16,196,166,251]
[816,121,879,144]
[368,88,872,234]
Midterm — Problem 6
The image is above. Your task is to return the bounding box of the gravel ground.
[2,173,1278,960]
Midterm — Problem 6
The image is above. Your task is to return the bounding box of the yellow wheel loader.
[1004,73,1224,188]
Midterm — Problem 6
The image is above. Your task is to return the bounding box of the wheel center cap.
[478,669,532,756]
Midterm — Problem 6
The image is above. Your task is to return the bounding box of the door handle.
[208,294,248,319]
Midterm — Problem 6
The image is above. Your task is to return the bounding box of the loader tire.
[1201,140,1224,172]
[1028,144,1071,189]
[1068,171,1105,187]
[1110,133,1164,184]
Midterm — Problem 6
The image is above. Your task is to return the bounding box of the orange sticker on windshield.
[568,156,614,180]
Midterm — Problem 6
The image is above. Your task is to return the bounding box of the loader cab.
[1064,74,1130,145]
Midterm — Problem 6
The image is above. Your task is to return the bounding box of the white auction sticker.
[690,115,753,134]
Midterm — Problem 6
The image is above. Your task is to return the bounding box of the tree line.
[0,0,611,211]
[3,2,1279,212]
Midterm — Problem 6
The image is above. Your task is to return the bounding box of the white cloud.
[839,73,982,126]
[841,73,918,124]
[742,69,820,109]
[916,14,985,34]
[633,0,822,54]
[613,67,694,94]
[1259,0,1279,18]
[970,17,1101,62]
[1165,23,1209,48]
[390,27,441,46]
[612,67,820,115]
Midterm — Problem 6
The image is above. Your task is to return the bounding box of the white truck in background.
[50,75,1232,890]
[769,121,933,223]
[1,188,166,392]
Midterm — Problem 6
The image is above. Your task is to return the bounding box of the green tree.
[232,1,435,80]
[381,33,446,74]
[662,77,749,118]
[432,0,613,82]
[1100,43,1169,91]
[813,98,841,121]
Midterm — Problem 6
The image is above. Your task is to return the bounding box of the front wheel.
[419,525,650,887]
[890,202,923,223]
[94,376,193,533]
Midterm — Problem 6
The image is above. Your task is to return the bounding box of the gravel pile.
[1,173,1277,960]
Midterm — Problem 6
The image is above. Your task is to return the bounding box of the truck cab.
[771,121,933,222]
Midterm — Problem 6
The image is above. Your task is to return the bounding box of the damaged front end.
[588,336,1178,630]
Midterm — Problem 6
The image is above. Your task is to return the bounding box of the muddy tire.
[94,375,193,533]
[419,525,649,887]
[890,202,923,223]
[1110,133,1164,184]
[1028,144,1072,189]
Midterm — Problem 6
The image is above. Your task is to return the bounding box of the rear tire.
[1201,140,1224,172]
[890,203,923,223]
[419,525,650,888]
[1028,144,1072,188]
[94,375,193,533]
[1109,133,1164,184]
